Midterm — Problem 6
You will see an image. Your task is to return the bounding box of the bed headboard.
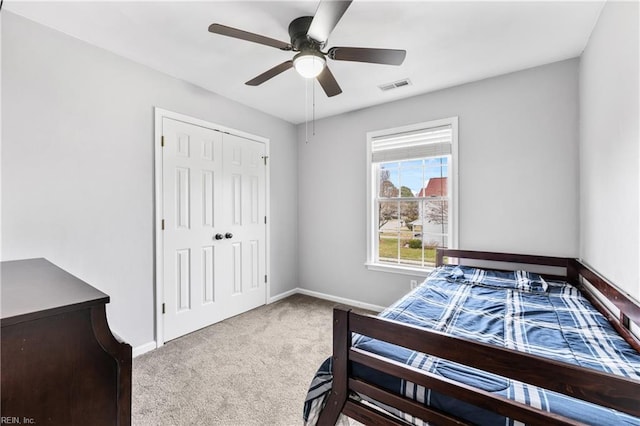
[436,249,640,352]
[435,248,571,277]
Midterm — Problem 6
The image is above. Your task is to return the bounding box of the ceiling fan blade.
[316,66,342,97]
[328,47,406,65]
[245,61,294,86]
[307,0,353,43]
[208,23,292,51]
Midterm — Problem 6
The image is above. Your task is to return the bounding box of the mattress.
[303,265,640,425]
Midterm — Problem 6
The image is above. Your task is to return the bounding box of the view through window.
[368,119,456,270]
[377,157,449,267]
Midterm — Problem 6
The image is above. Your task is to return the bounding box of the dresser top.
[1,258,109,326]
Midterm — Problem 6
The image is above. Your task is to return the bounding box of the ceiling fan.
[208,0,406,97]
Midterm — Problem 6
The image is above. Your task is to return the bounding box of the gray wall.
[579,1,639,300]
[297,59,579,307]
[1,12,299,348]
[8,2,636,351]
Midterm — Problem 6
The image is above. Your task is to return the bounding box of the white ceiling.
[5,1,604,124]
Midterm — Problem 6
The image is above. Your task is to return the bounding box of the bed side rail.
[571,258,640,351]
[350,310,640,417]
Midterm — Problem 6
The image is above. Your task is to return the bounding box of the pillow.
[448,266,466,280]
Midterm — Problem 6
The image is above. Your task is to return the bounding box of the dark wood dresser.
[1,258,132,425]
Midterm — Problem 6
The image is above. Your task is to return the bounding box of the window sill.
[365,262,433,277]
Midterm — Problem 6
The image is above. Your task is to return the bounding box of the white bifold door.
[162,117,266,342]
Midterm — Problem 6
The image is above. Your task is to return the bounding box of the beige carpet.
[133,294,360,426]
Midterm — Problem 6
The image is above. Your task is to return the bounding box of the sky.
[380,157,448,196]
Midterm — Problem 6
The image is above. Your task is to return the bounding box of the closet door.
[217,133,267,320]
[161,118,266,342]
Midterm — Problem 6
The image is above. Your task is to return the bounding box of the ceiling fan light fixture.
[293,51,326,78]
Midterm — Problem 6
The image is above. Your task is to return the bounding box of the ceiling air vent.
[378,78,412,92]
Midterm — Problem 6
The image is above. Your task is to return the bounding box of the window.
[366,117,458,274]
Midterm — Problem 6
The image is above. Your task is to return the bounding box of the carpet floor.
[133,294,357,425]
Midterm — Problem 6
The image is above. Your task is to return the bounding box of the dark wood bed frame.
[317,249,640,426]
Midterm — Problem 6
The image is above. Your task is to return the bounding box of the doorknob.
[214,233,224,240]
[225,232,233,239]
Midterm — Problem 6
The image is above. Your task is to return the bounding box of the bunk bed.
[303,249,640,425]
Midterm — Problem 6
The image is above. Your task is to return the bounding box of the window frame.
[365,117,459,276]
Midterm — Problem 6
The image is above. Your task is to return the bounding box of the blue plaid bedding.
[303,266,640,425]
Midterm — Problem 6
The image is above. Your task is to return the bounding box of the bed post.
[567,258,579,286]
[436,249,444,267]
[317,307,351,426]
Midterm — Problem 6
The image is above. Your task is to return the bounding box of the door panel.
[218,133,266,319]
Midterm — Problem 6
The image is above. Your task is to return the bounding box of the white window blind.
[371,125,452,163]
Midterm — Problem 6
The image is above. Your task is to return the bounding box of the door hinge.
[161,135,165,147]
[264,216,267,224]
[161,219,165,230]
[262,155,268,166]
[264,275,267,283]
[162,303,165,314]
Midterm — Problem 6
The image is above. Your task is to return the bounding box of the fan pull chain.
[305,78,309,143]
[304,78,317,143]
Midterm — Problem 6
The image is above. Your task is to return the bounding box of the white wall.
[298,59,579,306]
[579,1,639,301]
[1,12,299,348]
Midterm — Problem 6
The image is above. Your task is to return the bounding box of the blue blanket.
[303,266,640,425]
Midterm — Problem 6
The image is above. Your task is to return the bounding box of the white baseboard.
[296,288,385,312]
[111,328,156,357]
[133,341,157,358]
[269,287,385,312]
[268,288,298,304]
[111,330,124,343]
